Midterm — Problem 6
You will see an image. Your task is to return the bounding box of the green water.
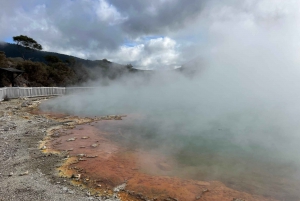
[95,115,300,201]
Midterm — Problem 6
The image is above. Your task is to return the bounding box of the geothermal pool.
[45,113,300,201]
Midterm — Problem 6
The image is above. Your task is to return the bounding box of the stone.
[19,171,29,176]
[113,183,126,192]
[66,137,76,142]
[21,101,28,107]
[91,143,98,148]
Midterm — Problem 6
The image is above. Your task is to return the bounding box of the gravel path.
[0,97,119,201]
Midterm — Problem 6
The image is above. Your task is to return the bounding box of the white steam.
[41,1,300,199]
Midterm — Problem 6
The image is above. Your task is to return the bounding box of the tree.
[13,35,43,60]
[0,51,7,66]
[44,55,62,64]
[126,63,133,69]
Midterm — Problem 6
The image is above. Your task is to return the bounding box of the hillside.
[0,42,125,68]
[0,42,197,87]
[0,42,137,87]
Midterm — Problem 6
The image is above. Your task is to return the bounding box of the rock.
[66,137,76,142]
[91,143,98,148]
[8,172,13,176]
[21,101,28,107]
[113,183,126,192]
[19,171,29,176]
[62,187,68,191]
[114,116,122,120]
[86,155,98,158]
[21,100,32,107]
[3,127,9,131]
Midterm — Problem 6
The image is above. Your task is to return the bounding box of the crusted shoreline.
[0,97,118,201]
[0,97,279,201]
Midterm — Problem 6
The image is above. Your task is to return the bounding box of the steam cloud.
[41,1,300,200]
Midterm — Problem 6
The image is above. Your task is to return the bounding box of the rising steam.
[41,1,300,200]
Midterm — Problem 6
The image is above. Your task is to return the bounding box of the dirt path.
[0,97,118,201]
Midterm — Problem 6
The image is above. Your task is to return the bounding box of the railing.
[0,87,93,101]
[0,88,7,101]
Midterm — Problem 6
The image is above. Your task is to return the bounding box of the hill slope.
[0,43,137,87]
[0,42,127,68]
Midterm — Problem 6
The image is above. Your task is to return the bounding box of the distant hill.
[0,42,128,68]
[0,42,139,87]
[0,42,200,87]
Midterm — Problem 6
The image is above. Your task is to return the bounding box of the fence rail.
[0,87,93,101]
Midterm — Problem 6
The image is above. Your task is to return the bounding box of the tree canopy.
[13,35,42,51]
[44,55,62,64]
[13,35,43,60]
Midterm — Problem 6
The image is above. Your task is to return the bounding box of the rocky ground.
[0,97,119,201]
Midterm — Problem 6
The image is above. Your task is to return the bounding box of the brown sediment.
[38,112,278,201]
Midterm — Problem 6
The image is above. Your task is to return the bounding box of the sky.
[0,0,300,69]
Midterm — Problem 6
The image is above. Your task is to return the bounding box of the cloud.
[106,37,180,69]
[0,0,125,54]
[0,0,205,67]
[0,0,300,70]
[110,0,206,36]
[95,0,127,25]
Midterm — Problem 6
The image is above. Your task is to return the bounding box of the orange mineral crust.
[45,117,278,201]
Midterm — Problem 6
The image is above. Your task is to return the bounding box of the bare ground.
[0,97,118,201]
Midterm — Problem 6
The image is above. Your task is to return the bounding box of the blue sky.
[4,37,13,43]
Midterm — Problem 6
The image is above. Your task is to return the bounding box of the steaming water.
[36,1,300,199]
[94,113,300,200]
[41,70,300,200]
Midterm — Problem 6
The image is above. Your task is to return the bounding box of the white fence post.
[0,87,66,101]
[0,87,7,101]
[0,87,94,102]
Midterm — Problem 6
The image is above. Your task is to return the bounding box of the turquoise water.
[41,85,300,200]
[94,114,300,201]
